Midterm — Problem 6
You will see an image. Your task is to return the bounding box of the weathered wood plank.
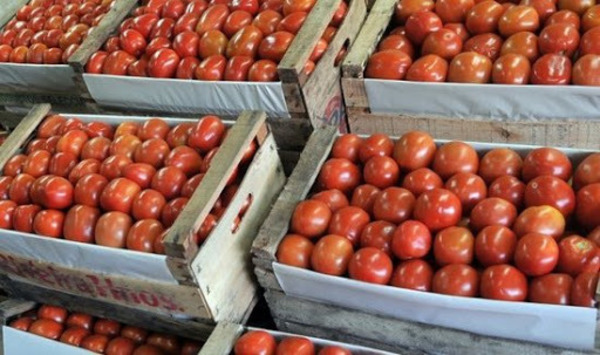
[0,104,50,168]
[341,0,396,78]
[252,126,337,261]
[199,322,244,355]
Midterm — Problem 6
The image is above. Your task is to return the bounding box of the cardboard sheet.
[364,79,600,120]
[3,327,92,355]
[0,63,77,93]
[274,263,598,350]
[83,74,290,117]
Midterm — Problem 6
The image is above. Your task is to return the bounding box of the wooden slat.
[0,0,29,30]
[341,78,369,109]
[251,126,337,261]
[0,104,50,168]
[341,0,397,78]
[265,290,586,355]
[254,265,282,292]
[0,299,36,324]
[164,111,267,263]
[199,322,244,355]
[348,112,600,149]
[278,0,343,84]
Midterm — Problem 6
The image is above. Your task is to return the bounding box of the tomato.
[355,136,391,165]
[81,136,110,161]
[67,159,100,184]
[465,0,505,34]
[119,29,146,56]
[524,175,575,217]
[573,54,600,86]
[4,154,27,177]
[274,337,314,355]
[105,337,136,355]
[146,333,181,354]
[27,43,47,64]
[311,234,354,276]
[498,5,540,37]
[134,138,171,168]
[432,142,479,179]
[433,226,474,266]
[327,206,370,246]
[435,0,474,22]
[196,4,229,35]
[469,197,517,232]
[276,12,306,35]
[389,259,433,292]
[100,155,132,181]
[23,150,51,178]
[464,33,503,61]
[102,50,136,75]
[445,172,487,213]
[175,56,199,79]
[557,235,597,275]
[401,168,443,197]
[164,146,202,177]
[253,10,282,35]
[583,4,600,30]
[571,272,598,307]
[221,10,252,38]
[226,25,263,58]
[234,331,277,355]
[421,29,463,60]
[478,148,522,184]
[277,234,314,268]
[403,11,442,46]
[186,116,225,153]
[29,319,63,340]
[474,226,516,267]
[85,122,114,140]
[0,200,16,229]
[558,0,595,15]
[181,173,204,197]
[538,23,579,58]
[126,219,164,253]
[66,313,94,330]
[574,153,600,191]
[81,334,110,353]
[131,14,159,39]
[145,37,171,57]
[348,247,393,284]
[197,30,227,59]
[10,317,34,331]
[40,176,74,209]
[12,204,40,233]
[413,189,462,231]
[9,173,35,205]
[45,136,62,154]
[100,178,141,214]
[310,190,347,213]
[405,54,448,82]
[349,184,380,215]
[63,205,100,243]
[121,326,148,344]
[378,34,415,59]
[37,305,67,324]
[110,135,142,159]
[73,173,108,208]
[44,47,63,63]
[366,49,413,80]
[172,31,199,58]
[147,48,180,78]
[26,138,47,154]
[150,166,186,200]
[161,0,184,19]
[448,51,492,83]
[33,209,65,238]
[531,54,572,84]
[38,115,65,138]
[522,147,571,182]
[224,55,254,81]
[480,264,527,301]
[331,134,362,163]
[317,158,360,193]
[92,318,121,337]
[362,156,399,189]
[514,206,565,241]
[370,188,413,227]
[257,31,294,62]
[513,232,559,276]
[546,9,581,28]
[389,220,429,260]
[0,176,11,200]
[527,273,572,305]
[432,264,479,297]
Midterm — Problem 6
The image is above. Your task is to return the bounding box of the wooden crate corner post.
[0,104,51,169]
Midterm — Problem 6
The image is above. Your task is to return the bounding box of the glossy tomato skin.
[480,264,528,301]
[405,11,442,45]
[538,23,579,57]
[151,166,186,200]
[277,234,314,268]
[275,337,314,355]
[413,188,462,231]
[365,49,412,79]
[393,131,436,171]
[372,187,415,225]
[470,197,517,232]
[10,317,34,332]
[434,226,475,266]
[405,54,449,82]
[571,272,598,307]
[445,172,487,212]
[432,141,479,179]
[0,200,16,229]
[134,138,170,168]
[0,176,11,200]
[466,1,505,34]
[529,273,572,304]
[127,219,164,253]
[573,54,600,86]
[74,173,108,207]
[557,235,597,275]
[350,184,380,215]
[522,147,571,182]
[328,206,370,246]
[331,134,363,163]
[475,226,517,267]
[187,115,225,152]
[29,319,63,340]
[173,31,199,57]
[574,153,600,190]
[390,259,434,291]
[432,264,479,297]
[60,327,90,347]
[63,205,100,243]
[102,50,136,75]
[13,204,41,233]
[463,33,503,61]
[524,175,575,216]
[391,220,431,260]
[402,168,443,197]
[514,233,559,276]
[248,59,278,81]
[311,189,349,213]
[311,234,354,276]
[9,173,35,205]
[513,205,565,238]
[317,158,361,193]
[81,334,110,353]
[492,53,531,84]
[253,10,282,35]
[290,200,331,238]
[348,247,393,284]
[359,134,394,163]
[148,48,180,78]
[234,331,277,355]
[531,54,572,85]
[33,210,65,238]
[478,148,522,184]
[66,313,94,331]
[379,34,415,58]
[448,51,492,83]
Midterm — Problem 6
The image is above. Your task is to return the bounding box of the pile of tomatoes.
[86,0,347,81]
[278,131,600,306]
[0,114,256,254]
[234,330,353,355]
[10,304,201,354]
[365,0,600,85]
[0,0,115,64]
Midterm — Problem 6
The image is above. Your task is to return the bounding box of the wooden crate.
[0,105,286,336]
[340,0,600,149]
[0,0,135,110]
[67,0,368,128]
[252,126,600,354]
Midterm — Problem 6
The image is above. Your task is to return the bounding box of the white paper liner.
[0,63,77,93]
[273,263,598,350]
[83,74,290,117]
[364,79,600,120]
[3,326,92,355]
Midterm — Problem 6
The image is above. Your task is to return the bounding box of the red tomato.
[363,156,400,189]
[470,197,517,232]
[524,175,575,216]
[405,11,443,45]
[253,10,282,35]
[131,189,166,220]
[436,0,475,22]
[81,136,111,161]
[0,200,16,229]
[10,317,34,332]
[390,220,430,260]
[557,235,597,275]
[126,219,164,253]
[66,313,94,330]
[12,204,40,233]
[359,134,394,163]
[311,234,354,276]
[38,305,67,323]
[0,176,11,200]
[348,247,393,284]
[349,184,380,215]
[480,264,528,301]
[258,31,294,62]
[119,29,146,56]
[432,142,479,179]
[196,4,229,35]
[198,29,228,58]
[475,225,517,267]
[378,34,415,58]
[226,25,263,58]
[390,259,433,291]
[448,51,492,83]
[234,331,277,355]
[546,9,581,28]
[514,233,559,276]
[574,153,600,190]
[371,187,414,225]
[445,172,487,212]
[73,173,108,207]
[358,221,394,256]
[331,134,363,163]
[365,49,412,79]
[33,209,65,238]
[38,115,66,138]
[277,234,314,268]
[522,147,571,182]
[110,135,142,159]
[433,226,474,266]
[328,206,370,246]
[145,36,171,57]
[224,55,254,81]
[413,188,462,231]
[132,13,159,38]
[538,23,579,57]
[102,50,136,75]
[531,54,572,84]
[478,148,522,184]
[121,326,148,344]
[571,272,598,307]
[95,211,132,248]
[432,264,479,297]
[81,334,110,353]
[151,166,186,200]
[134,138,170,168]
[290,200,331,237]
[9,173,35,205]
[465,1,505,34]
[148,48,180,78]
[311,189,348,213]
[498,5,540,37]
[106,337,136,355]
[63,205,100,243]
[401,168,443,197]
[100,178,141,214]
[317,158,361,193]
[181,173,204,197]
[274,337,314,355]
[558,0,594,15]
[421,29,463,60]
[39,176,74,209]
[573,54,600,86]
[162,0,185,19]
[172,30,199,58]
[186,116,225,152]
[176,56,200,79]
[100,154,132,180]
[514,205,565,238]
[4,154,27,177]
[530,273,572,304]
[23,150,51,177]
[29,319,63,340]
[463,33,503,61]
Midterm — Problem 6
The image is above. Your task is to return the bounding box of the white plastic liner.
[0,63,77,93]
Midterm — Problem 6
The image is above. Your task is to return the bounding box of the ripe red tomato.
[348,247,393,284]
[522,147,571,182]
[102,50,136,75]
[465,0,504,34]
[186,116,225,153]
[150,166,186,200]
[93,318,121,337]
[29,319,63,340]
[226,25,263,58]
[311,234,354,276]
[222,10,253,38]
[172,31,199,58]
[524,175,575,216]
[175,57,200,79]
[406,54,449,82]
[195,54,227,79]
[148,48,180,78]
[493,54,530,83]
[445,172,487,212]
[132,14,159,38]
[0,200,16,229]
[290,199,331,238]
[402,168,443,197]
[393,131,436,171]
[359,134,394,163]
[253,10,282,35]
[0,176,11,200]
[572,54,600,85]
[66,313,94,330]
[433,226,475,266]
[81,334,110,353]
[4,154,27,177]
[331,134,363,163]
[513,205,565,238]
[10,317,34,331]
[277,11,307,34]
[571,272,598,307]
[145,36,171,57]
[121,325,148,344]
[258,31,294,62]
[81,136,111,161]
[422,29,463,60]
[480,264,528,301]
[436,0,475,23]
[39,176,74,209]
[317,158,360,193]
[234,331,277,355]
[538,23,579,57]
[196,4,230,35]
[9,173,35,205]
[328,206,370,246]
[372,187,415,225]
[181,173,204,197]
[120,29,146,56]
[38,115,66,138]
[274,337,314,355]
[73,173,108,207]
[277,234,314,268]
[478,148,522,184]
[475,225,517,267]
[557,235,597,275]
[391,220,431,260]
[470,197,517,232]
[405,11,442,45]
[131,189,166,221]
[63,205,100,243]
[574,153,600,190]
[38,305,67,323]
[359,220,395,255]
[23,149,51,177]
[432,142,479,179]
[363,156,400,189]
[365,49,412,79]
[379,34,415,58]
[311,189,349,213]
[448,51,492,83]
[133,138,171,168]
[432,264,479,297]
[530,273,572,304]
[13,204,41,233]
[498,5,540,37]
[106,337,136,355]
[390,259,433,291]
[224,55,254,81]
[349,184,380,214]
[33,209,65,238]
[127,219,164,253]
[414,188,462,231]
[514,233,559,276]
[162,0,185,19]
[100,154,132,180]
[531,54,572,84]
[100,178,141,214]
